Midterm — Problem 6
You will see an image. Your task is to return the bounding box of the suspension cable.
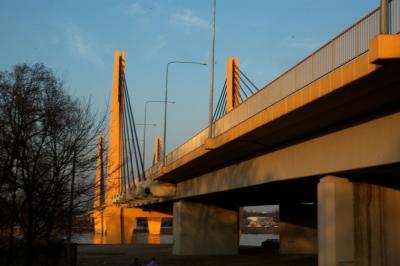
[124,76,146,181]
[121,76,142,184]
[237,68,258,91]
[121,78,135,190]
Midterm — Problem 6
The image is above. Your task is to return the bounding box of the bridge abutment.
[172,200,239,255]
[279,203,318,254]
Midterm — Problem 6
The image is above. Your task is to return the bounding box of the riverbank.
[77,244,317,266]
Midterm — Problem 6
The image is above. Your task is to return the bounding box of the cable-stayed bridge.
[92,1,400,264]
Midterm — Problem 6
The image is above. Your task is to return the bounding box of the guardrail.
[165,127,209,165]
[146,2,399,176]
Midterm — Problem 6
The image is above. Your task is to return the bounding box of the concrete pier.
[279,203,317,254]
[172,200,239,255]
[318,176,400,266]
[318,176,355,266]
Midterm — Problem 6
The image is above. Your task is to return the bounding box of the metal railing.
[165,127,209,165]
[146,3,399,176]
[214,8,381,137]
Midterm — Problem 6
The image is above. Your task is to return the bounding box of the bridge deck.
[144,2,399,184]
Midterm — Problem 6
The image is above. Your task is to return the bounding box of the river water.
[75,232,278,247]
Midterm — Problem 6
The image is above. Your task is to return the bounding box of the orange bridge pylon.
[92,50,172,244]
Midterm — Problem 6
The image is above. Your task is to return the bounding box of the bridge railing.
[165,127,209,166]
[213,7,381,136]
[145,160,162,178]
[146,1,399,176]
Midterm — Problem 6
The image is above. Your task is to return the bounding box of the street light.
[209,0,216,138]
[143,100,174,168]
[163,61,207,165]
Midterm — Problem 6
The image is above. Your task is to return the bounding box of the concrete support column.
[354,183,400,266]
[279,203,318,254]
[122,208,137,244]
[104,207,123,244]
[104,207,136,244]
[318,176,355,266]
[173,200,239,255]
[148,217,162,235]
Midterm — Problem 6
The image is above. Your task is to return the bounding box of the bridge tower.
[226,57,240,112]
[92,51,172,244]
[153,136,162,164]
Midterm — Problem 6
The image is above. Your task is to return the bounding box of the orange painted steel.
[226,57,240,112]
[106,51,126,204]
[369,34,400,63]
[154,136,162,164]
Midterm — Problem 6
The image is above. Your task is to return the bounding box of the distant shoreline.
[241,226,279,235]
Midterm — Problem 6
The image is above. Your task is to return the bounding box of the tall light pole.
[163,61,207,165]
[143,100,174,168]
[209,0,216,138]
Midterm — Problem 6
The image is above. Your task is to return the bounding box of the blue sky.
[0,0,378,168]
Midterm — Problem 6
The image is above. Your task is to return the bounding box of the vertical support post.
[106,51,126,205]
[226,57,240,112]
[208,0,216,138]
[380,0,389,34]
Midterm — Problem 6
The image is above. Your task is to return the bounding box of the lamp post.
[143,100,174,168]
[163,61,207,165]
[209,0,216,138]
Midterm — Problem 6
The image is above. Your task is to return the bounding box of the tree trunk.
[66,152,76,265]
[25,190,34,266]
[6,216,14,266]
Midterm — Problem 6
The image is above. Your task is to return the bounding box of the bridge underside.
[176,163,400,209]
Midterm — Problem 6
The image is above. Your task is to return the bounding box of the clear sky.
[0,0,378,168]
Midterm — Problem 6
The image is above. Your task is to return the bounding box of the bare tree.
[0,63,104,266]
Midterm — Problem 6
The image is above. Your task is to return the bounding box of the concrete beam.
[177,112,400,198]
[370,35,400,64]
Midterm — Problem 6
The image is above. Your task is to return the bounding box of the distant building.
[246,216,274,227]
